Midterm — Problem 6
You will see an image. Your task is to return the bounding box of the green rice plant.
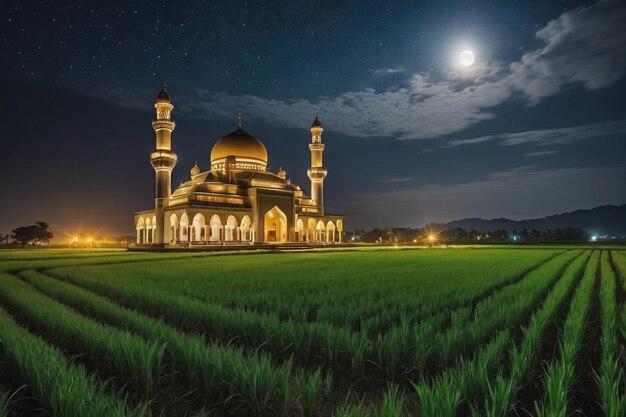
[277,357,293,417]
[473,249,591,417]
[0,306,149,417]
[0,273,164,393]
[378,385,406,417]
[46,248,560,378]
[231,353,279,417]
[19,270,296,415]
[595,251,626,417]
[413,372,461,417]
[297,368,321,417]
[533,251,598,417]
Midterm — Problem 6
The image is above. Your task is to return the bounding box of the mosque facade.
[134,86,344,246]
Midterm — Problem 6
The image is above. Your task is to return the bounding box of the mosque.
[134,86,344,246]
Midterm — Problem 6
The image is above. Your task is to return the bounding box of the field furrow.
[46,250,578,381]
[18,269,323,417]
[596,251,626,417]
[532,250,598,417]
[0,273,164,405]
[0,304,148,417]
[469,249,591,417]
[0,246,621,417]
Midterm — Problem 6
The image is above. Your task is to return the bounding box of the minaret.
[307,115,327,214]
[150,84,177,244]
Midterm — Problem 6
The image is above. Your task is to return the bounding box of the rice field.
[0,246,624,417]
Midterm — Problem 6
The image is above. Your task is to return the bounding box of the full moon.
[459,50,475,67]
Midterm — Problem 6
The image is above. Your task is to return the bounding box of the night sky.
[1,0,625,238]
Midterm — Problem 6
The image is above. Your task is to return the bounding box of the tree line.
[352,226,589,244]
[1,222,54,246]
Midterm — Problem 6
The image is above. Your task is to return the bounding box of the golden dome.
[210,115,268,170]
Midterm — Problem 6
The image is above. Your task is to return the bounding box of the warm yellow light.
[86,237,93,243]
[71,235,78,242]
[428,234,435,242]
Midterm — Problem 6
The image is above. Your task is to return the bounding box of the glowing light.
[459,50,475,67]
[428,234,435,242]
[591,235,598,242]
[86,237,93,243]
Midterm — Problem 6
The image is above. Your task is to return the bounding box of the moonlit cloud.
[155,0,626,141]
[523,150,559,157]
[372,68,406,76]
[448,119,626,147]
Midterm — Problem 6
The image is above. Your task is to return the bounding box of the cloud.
[448,118,626,147]
[372,68,406,76]
[379,177,415,183]
[523,150,559,157]
[337,164,626,227]
[99,1,626,141]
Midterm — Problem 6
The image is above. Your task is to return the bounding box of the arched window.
[179,213,189,242]
[192,213,206,242]
[210,214,222,241]
[241,215,252,241]
[225,215,238,241]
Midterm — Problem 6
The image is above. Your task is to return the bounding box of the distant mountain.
[429,204,626,237]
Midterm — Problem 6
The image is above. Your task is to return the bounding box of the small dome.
[157,83,170,103]
[190,163,200,177]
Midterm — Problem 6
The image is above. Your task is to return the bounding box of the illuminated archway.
[192,213,206,242]
[326,221,336,243]
[307,218,316,242]
[179,213,189,242]
[136,217,145,244]
[337,219,343,242]
[264,206,287,242]
[296,218,304,242]
[225,215,238,241]
[316,220,325,243]
[210,214,222,242]
[241,215,252,241]
[169,214,178,243]
[145,217,152,243]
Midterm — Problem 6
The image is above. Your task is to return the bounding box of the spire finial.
[163,81,167,91]
[237,112,243,128]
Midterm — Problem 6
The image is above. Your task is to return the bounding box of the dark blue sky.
[1,0,625,237]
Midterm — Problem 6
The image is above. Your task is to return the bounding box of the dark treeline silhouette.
[353,226,589,244]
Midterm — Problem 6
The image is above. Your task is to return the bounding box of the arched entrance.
[209,214,222,242]
[307,218,316,242]
[264,206,287,242]
[316,220,325,243]
[241,215,252,242]
[192,213,206,242]
[295,218,304,242]
[169,214,178,243]
[327,221,336,243]
[136,217,145,244]
[225,215,237,241]
[179,213,189,242]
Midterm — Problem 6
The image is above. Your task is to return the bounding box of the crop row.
[0,304,149,417]
[323,250,590,417]
[17,270,329,417]
[67,249,560,334]
[533,250,598,416]
[597,251,626,417]
[47,250,579,381]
